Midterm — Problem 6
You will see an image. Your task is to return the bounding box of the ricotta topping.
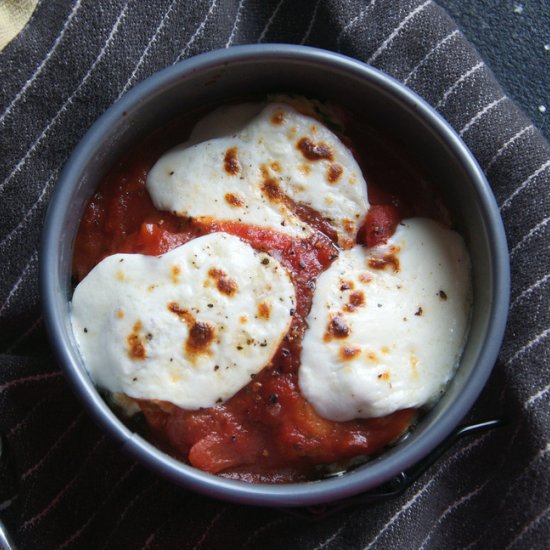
[71,232,295,410]
[299,218,471,421]
[147,103,369,249]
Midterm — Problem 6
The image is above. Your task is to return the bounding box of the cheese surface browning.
[71,233,295,409]
[299,218,471,421]
[147,103,369,249]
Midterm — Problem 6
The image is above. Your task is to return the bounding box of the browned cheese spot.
[366,350,379,364]
[324,314,351,342]
[257,301,271,320]
[239,315,248,324]
[186,321,215,358]
[368,254,400,272]
[327,163,343,183]
[296,137,333,161]
[116,270,125,282]
[377,371,390,381]
[171,265,181,284]
[127,321,146,360]
[381,346,390,354]
[116,309,124,319]
[359,272,373,284]
[298,163,312,175]
[270,161,281,172]
[224,192,245,208]
[344,290,366,312]
[261,177,285,203]
[438,290,448,300]
[223,146,240,175]
[271,111,285,125]
[342,218,355,235]
[167,302,194,325]
[208,267,238,296]
[339,345,361,361]
[340,280,354,291]
[168,302,216,360]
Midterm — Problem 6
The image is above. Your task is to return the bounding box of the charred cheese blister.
[71,233,295,410]
[299,218,471,421]
[147,103,368,248]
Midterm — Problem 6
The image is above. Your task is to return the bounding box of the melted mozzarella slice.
[147,102,368,248]
[71,233,295,410]
[299,218,471,421]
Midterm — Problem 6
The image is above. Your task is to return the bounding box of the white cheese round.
[71,232,295,410]
[146,103,369,248]
[299,218,471,421]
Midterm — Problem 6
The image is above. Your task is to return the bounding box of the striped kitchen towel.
[0,1,548,548]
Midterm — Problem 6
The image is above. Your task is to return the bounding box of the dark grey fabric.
[1,1,548,548]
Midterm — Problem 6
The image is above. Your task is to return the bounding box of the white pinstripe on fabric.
[507,327,550,366]
[504,503,550,550]
[336,0,377,49]
[363,431,493,548]
[436,421,524,550]
[21,435,107,530]
[22,411,84,481]
[511,273,550,310]
[484,124,534,173]
[100,479,160,550]
[499,443,550,507]
[418,481,490,549]
[175,0,218,61]
[459,95,507,136]
[0,170,57,250]
[499,159,550,212]
[257,0,286,43]
[118,0,180,98]
[510,216,550,259]
[435,61,484,109]
[5,315,42,354]
[0,250,38,318]
[300,0,322,45]
[403,29,459,84]
[225,0,246,47]
[312,522,348,550]
[0,0,84,126]
[0,3,130,196]
[525,381,550,408]
[242,517,289,549]
[191,508,226,550]
[140,507,182,550]
[7,394,49,436]
[365,479,436,549]
[417,417,526,550]
[0,370,61,393]
[367,0,432,64]
[56,464,138,550]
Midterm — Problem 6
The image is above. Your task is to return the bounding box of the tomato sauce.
[73,103,449,483]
